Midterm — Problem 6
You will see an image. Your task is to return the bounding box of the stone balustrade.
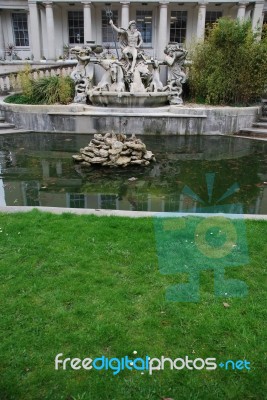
[0,63,76,95]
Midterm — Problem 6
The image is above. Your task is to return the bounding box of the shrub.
[9,64,34,96]
[31,76,74,105]
[4,94,37,104]
[5,71,75,105]
[189,18,267,105]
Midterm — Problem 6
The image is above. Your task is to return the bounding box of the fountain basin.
[88,91,170,107]
[0,99,260,135]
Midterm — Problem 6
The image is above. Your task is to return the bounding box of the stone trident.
[105,9,119,59]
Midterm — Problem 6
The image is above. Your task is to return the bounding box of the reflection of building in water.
[0,151,6,206]
[67,193,87,209]
[252,172,267,214]
[2,174,267,214]
[0,133,267,214]
[258,187,267,214]
[21,182,40,207]
[41,160,63,178]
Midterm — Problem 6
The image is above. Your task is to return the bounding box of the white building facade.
[0,0,266,61]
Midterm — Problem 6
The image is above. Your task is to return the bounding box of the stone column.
[158,1,169,60]
[28,1,41,60]
[237,2,247,20]
[252,1,264,35]
[83,2,92,44]
[121,1,130,28]
[44,2,56,60]
[196,2,207,42]
[0,12,4,59]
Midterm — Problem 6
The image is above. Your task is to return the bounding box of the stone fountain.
[70,18,188,167]
[70,18,188,108]
[2,17,259,136]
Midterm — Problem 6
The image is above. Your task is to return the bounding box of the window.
[164,196,181,212]
[24,182,40,206]
[68,11,84,44]
[136,10,152,44]
[205,11,222,33]
[12,13,29,46]
[169,11,187,44]
[69,194,85,208]
[100,194,117,209]
[130,194,148,211]
[102,10,118,44]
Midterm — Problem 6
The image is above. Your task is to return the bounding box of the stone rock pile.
[72,133,156,167]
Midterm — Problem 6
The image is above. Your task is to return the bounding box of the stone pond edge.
[0,99,261,135]
[0,206,267,220]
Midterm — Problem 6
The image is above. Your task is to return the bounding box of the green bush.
[4,94,38,104]
[31,75,75,105]
[189,18,267,105]
[5,68,75,105]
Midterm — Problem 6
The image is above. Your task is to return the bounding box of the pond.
[0,133,266,214]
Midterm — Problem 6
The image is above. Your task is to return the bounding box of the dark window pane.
[69,194,85,208]
[68,11,84,44]
[169,11,187,44]
[136,10,152,44]
[205,11,222,35]
[100,194,117,209]
[102,10,118,43]
[12,13,29,46]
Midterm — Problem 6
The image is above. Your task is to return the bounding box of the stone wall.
[0,101,260,135]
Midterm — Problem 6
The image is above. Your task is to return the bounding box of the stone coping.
[0,99,261,115]
[0,206,266,220]
[48,111,208,118]
[0,100,260,119]
[0,100,85,113]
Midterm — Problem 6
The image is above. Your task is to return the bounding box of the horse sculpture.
[130,62,150,93]
[92,60,125,92]
[148,60,164,92]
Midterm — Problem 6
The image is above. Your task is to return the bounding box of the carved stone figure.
[148,59,164,92]
[69,39,187,105]
[70,47,94,103]
[130,62,150,93]
[164,43,188,105]
[91,59,125,93]
[109,19,143,73]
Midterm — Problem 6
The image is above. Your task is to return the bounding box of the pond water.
[0,133,266,214]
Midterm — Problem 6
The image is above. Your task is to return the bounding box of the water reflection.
[0,133,266,214]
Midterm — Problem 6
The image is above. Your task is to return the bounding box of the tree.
[189,18,267,105]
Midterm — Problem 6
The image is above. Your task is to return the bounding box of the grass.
[0,210,266,400]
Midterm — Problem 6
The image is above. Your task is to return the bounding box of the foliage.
[8,64,33,96]
[4,93,38,104]
[0,210,266,399]
[262,23,267,40]
[189,18,267,105]
[30,75,75,105]
[6,66,75,105]
[19,64,34,97]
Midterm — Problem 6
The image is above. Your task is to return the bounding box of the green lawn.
[0,211,266,400]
